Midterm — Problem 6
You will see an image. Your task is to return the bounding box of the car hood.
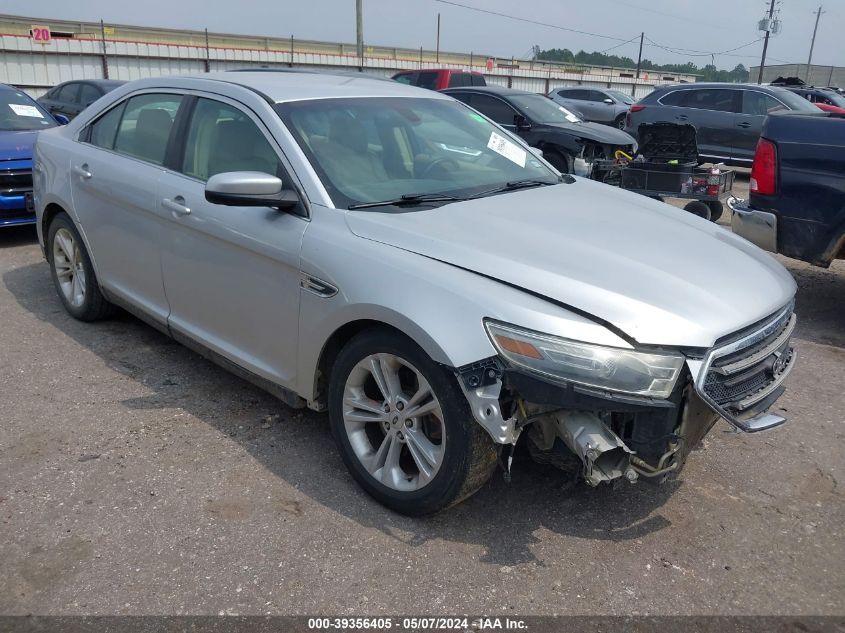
[0,130,38,161]
[537,121,635,146]
[345,179,796,349]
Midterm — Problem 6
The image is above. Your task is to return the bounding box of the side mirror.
[603,98,614,104]
[514,114,532,131]
[53,114,70,125]
[205,172,299,210]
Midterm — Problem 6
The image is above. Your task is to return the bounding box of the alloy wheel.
[52,227,86,308]
[342,353,446,491]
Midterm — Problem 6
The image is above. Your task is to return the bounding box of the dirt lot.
[1,179,843,616]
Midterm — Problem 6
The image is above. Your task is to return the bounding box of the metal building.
[0,13,697,98]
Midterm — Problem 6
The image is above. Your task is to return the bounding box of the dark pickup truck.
[729,112,845,267]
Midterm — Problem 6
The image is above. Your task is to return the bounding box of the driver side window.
[180,98,283,181]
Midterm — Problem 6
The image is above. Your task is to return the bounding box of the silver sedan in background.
[33,71,796,515]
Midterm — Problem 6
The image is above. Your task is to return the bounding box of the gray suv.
[34,71,796,515]
[625,83,820,165]
[548,87,634,128]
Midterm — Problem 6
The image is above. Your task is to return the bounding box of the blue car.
[1,84,66,227]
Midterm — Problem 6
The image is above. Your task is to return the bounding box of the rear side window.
[447,73,471,88]
[680,89,737,112]
[658,90,687,106]
[56,83,80,103]
[471,74,486,86]
[78,84,101,106]
[742,91,787,116]
[88,102,126,149]
[180,98,282,181]
[113,94,183,165]
[393,72,416,85]
[416,71,440,90]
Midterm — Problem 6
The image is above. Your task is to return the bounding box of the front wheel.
[545,150,572,174]
[614,114,626,130]
[328,329,498,515]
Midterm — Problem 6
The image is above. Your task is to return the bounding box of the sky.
[5,0,841,70]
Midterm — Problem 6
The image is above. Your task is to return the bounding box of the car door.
[586,90,616,123]
[71,91,185,326]
[157,95,307,387]
[673,88,740,162]
[734,89,788,163]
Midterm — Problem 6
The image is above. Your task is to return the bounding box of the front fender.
[295,206,632,402]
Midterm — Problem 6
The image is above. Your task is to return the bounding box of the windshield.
[509,94,582,124]
[606,90,635,105]
[0,89,56,131]
[770,87,825,113]
[276,97,558,209]
[821,91,845,108]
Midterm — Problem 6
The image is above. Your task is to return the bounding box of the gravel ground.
[1,184,843,616]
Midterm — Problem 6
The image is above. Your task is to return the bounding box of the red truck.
[391,69,486,90]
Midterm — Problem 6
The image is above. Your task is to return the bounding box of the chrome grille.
[696,305,796,431]
[0,169,33,194]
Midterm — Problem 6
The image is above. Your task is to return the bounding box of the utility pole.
[757,0,777,84]
[806,6,824,81]
[436,13,441,63]
[632,32,644,97]
[100,19,109,79]
[356,0,364,64]
[204,28,210,73]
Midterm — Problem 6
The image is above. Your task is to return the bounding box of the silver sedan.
[33,71,796,514]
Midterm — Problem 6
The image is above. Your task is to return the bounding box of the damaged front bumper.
[456,305,796,485]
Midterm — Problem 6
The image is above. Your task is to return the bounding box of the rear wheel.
[683,200,712,221]
[47,213,115,321]
[328,329,498,515]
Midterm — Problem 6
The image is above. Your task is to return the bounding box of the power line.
[432,0,634,42]
[600,35,641,54]
[644,36,763,58]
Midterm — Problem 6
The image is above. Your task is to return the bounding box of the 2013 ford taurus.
[33,71,797,515]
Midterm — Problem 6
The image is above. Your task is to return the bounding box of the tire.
[707,200,724,223]
[545,150,572,174]
[328,329,498,515]
[47,212,115,321]
[614,114,626,130]
[683,201,711,221]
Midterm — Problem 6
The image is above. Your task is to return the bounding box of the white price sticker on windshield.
[8,104,43,118]
[487,131,526,168]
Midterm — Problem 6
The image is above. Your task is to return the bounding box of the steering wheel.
[418,157,459,179]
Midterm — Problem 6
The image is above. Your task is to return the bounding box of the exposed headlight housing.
[485,320,685,399]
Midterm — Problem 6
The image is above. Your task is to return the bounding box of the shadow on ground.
[0,225,38,248]
[2,261,690,567]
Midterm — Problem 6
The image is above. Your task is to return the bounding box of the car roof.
[394,68,479,74]
[441,85,533,97]
[655,82,781,91]
[125,70,452,103]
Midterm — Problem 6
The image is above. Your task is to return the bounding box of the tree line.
[533,47,750,82]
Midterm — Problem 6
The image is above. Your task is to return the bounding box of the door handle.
[676,114,688,120]
[737,122,752,128]
[72,164,92,179]
[162,196,191,216]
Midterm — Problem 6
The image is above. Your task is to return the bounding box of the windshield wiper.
[347,193,465,210]
[473,178,563,199]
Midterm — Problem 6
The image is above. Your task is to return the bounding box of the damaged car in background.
[442,85,636,176]
[33,71,797,516]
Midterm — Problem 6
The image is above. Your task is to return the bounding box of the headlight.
[485,320,684,399]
